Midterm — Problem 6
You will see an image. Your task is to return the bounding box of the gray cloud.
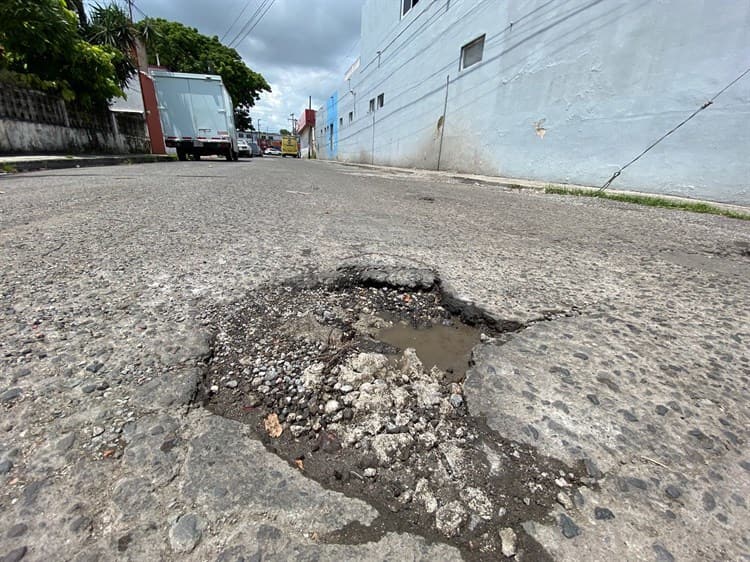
[130,0,365,132]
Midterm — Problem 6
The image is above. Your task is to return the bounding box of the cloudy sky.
[128,0,366,132]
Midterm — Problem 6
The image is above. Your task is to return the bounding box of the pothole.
[203,266,586,560]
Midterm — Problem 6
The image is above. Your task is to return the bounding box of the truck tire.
[176,148,187,161]
[192,153,201,161]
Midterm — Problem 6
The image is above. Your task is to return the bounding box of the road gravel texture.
[0,158,749,561]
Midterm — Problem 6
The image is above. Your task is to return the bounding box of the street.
[1,158,749,561]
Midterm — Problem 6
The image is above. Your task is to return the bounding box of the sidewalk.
[327,160,750,215]
[0,153,173,173]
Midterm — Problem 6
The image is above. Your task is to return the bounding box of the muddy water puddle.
[377,315,481,383]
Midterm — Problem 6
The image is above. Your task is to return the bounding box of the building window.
[349,111,353,123]
[339,117,343,127]
[377,93,384,109]
[402,0,419,16]
[460,34,485,70]
[369,98,375,113]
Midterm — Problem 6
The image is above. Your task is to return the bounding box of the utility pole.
[308,96,312,159]
[288,113,296,135]
[127,0,134,22]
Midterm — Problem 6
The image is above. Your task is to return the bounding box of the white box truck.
[151,70,239,161]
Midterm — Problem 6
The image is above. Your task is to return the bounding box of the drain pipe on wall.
[371,112,376,165]
[437,74,450,171]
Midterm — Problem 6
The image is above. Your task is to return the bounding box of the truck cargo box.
[151,70,238,161]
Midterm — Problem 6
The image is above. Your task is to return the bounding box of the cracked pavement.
[0,158,749,561]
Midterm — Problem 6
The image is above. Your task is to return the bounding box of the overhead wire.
[228,0,276,48]
[226,0,270,47]
[220,0,256,43]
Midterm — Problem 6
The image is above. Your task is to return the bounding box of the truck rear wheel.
[176,148,187,161]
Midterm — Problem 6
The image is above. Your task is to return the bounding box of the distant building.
[295,109,316,158]
[256,132,282,151]
[316,0,750,203]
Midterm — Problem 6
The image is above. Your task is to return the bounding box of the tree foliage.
[137,18,270,112]
[234,107,252,131]
[64,0,88,28]
[0,0,122,107]
[86,3,139,88]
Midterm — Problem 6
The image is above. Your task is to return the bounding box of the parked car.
[237,138,251,157]
[264,147,281,156]
[249,142,263,157]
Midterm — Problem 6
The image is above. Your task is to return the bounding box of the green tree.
[137,18,270,115]
[0,0,123,107]
[279,128,291,136]
[234,107,252,131]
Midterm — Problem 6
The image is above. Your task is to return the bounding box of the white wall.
[318,0,750,204]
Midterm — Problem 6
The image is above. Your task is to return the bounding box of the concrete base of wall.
[0,119,125,155]
[0,153,173,173]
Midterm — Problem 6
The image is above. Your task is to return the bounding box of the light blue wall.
[319,92,339,159]
[317,0,750,204]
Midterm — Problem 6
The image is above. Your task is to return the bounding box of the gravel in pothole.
[203,268,586,560]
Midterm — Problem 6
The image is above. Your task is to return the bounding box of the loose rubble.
[205,268,586,559]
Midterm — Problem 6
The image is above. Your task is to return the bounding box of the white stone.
[499,527,517,558]
[324,399,342,414]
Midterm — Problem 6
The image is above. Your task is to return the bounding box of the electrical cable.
[226,0,271,48]
[598,65,750,192]
[228,0,276,48]
[220,0,256,43]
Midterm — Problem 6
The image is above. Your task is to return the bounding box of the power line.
[232,0,276,48]
[129,0,148,19]
[226,0,270,47]
[228,0,276,49]
[598,66,750,192]
[220,0,256,43]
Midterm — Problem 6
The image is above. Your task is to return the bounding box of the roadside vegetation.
[544,186,750,221]
[0,0,269,125]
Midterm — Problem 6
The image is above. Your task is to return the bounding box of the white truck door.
[188,78,228,139]
[153,75,195,139]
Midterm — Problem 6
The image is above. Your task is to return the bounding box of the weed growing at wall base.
[544,186,750,221]
[1,164,18,173]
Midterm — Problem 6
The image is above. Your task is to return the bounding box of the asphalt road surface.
[1,157,748,561]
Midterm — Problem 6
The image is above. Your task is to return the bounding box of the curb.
[0,154,174,174]
[324,160,749,213]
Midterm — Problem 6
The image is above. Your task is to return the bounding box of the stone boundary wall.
[0,83,150,154]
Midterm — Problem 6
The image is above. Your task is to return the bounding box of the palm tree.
[87,3,139,87]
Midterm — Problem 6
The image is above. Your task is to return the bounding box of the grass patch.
[1,163,17,173]
[544,186,750,221]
